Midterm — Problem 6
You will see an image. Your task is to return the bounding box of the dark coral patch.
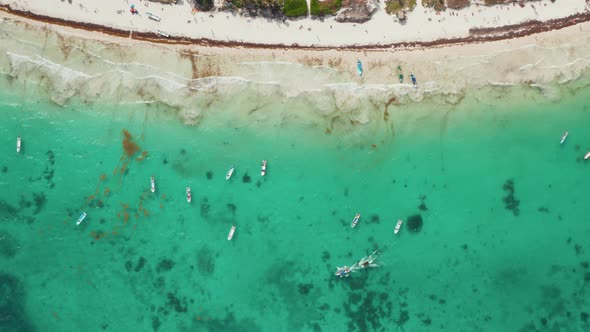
[166,292,188,313]
[502,179,520,216]
[0,231,17,258]
[227,203,236,215]
[298,283,314,295]
[200,198,210,218]
[134,257,147,272]
[206,171,213,180]
[407,214,423,233]
[197,247,215,276]
[156,259,175,273]
[0,273,34,332]
[242,173,251,183]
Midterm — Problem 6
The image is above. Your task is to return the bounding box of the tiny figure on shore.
[130,4,138,15]
[410,73,417,87]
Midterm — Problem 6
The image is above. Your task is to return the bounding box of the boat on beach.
[156,30,169,38]
[226,166,235,180]
[357,60,363,76]
[186,187,191,203]
[560,131,568,144]
[150,176,156,193]
[146,12,161,22]
[351,213,361,228]
[585,151,590,160]
[76,212,87,225]
[261,160,267,176]
[227,225,236,240]
[16,136,21,153]
[394,219,403,234]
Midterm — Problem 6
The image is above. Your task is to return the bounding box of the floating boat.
[410,73,417,87]
[357,60,363,77]
[186,187,192,203]
[16,136,21,153]
[358,250,379,269]
[397,65,404,83]
[335,266,352,278]
[227,225,236,240]
[560,131,569,144]
[351,213,361,228]
[156,30,170,38]
[226,166,235,180]
[261,160,267,176]
[146,12,161,22]
[76,212,87,226]
[150,176,156,193]
[585,151,590,160]
[394,219,403,234]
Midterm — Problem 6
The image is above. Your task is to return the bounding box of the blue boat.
[410,73,417,86]
[357,60,363,76]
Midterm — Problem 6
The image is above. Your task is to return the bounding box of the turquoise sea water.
[2,78,590,332]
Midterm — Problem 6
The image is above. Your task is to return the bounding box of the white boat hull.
[16,137,21,153]
[585,151,590,160]
[261,160,267,176]
[394,219,403,234]
[351,214,360,228]
[560,131,568,144]
[76,212,87,225]
[227,226,236,240]
[226,167,234,180]
[186,187,191,203]
[150,177,155,193]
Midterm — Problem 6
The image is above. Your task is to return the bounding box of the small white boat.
[76,212,87,226]
[146,12,161,22]
[585,151,590,160]
[261,160,267,176]
[560,131,568,144]
[226,166,235,180]
[156,30,169,38]
[16,136,21,153]
[351,213,361,228]
[150,176,156,193]
[394,219,403,234]
[227,225,236,240]
[186,187,191,203]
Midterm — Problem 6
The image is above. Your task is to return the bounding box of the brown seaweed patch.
[99,174,107,181]
[122,129,140,157]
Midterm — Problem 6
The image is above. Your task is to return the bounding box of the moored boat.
[76,212,87,226]
[227,225,236,240]
[585,151,590,160]
[351,213,361,228]
[186,187,191,203]
[226,166,235,180]
[560,131,568,144]
[156,30,170,38]
[146,12,161,22]
[394,219,403,234]
[261,160,267,176]
[150,176,156,193]
[16,136,21,153]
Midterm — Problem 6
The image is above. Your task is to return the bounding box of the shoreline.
[1,2,589,50]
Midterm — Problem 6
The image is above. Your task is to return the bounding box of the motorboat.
[186,187,191,203]
[76,212,87,226]
[358,251,379,269]
[146,12,161,22]
[351,213,361,228]
[585,151,590,160]
[226,166,235,180]
[394,219,403,234]
[335,266,352,278]
[261,160,267,176]
[156,30,170,38]
[227,225,236,240]
[16,136,21,153]
[150,176,156,193]
[560,131,568,144]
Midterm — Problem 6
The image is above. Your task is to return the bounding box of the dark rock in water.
[407,214,423,233]
[0,273,34,332]
[1,166,7,173]
[0,231,18,258]
[206,171,213,180]
[298,283,314,295]
[156,259,175,273]
[227,203,236,215]
[335,0,378,23]
[152,316,161,331]
[502,179,520,216]
[242,173,251,183]
[134,257,147,272]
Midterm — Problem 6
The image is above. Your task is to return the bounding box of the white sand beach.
[0,0,588,47]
